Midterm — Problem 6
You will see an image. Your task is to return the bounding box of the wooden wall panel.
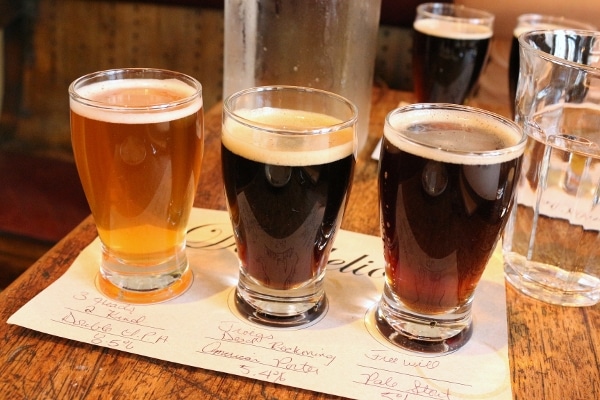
[14,0,224,156]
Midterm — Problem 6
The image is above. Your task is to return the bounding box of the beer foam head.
[384,106,525,165]
[414,18,492,40]
[222,107,355,166]
[70,78,203,124]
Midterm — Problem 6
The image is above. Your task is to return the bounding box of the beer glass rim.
[519,29,600,77]
[223,85,358,136]
[69,68,203,111]
[385,103,526,161]
[515,13,596,31]
[417,2,494,25]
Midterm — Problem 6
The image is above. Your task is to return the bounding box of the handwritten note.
[8,208,511,399]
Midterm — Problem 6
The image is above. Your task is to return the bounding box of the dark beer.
[71,79,203,265]
[508,34,522,117]
[413,18,492,104]
[509,23,559,117]
[379,108,523,314]
[222,108,355,290]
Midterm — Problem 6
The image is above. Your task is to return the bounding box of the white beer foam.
[222,107,355,166]
[384,108,524,165]
[414,18,492,40]
[70,78,203,124]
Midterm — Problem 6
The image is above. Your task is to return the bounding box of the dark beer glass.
[222,86,357,327]
[375,103,525,354]
[412,3,494,104]
[508,14,595,118]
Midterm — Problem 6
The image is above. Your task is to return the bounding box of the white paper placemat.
[8,207,511,399]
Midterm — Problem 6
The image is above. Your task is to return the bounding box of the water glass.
[70,68,204,304]
[503,29,600,306]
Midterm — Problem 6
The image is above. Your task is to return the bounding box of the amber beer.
[70,70,203,303]
[379,107,523,314]
[412,16,492,104]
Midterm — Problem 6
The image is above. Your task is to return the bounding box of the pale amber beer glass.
[412,2,494,104]
[69,68,204,303]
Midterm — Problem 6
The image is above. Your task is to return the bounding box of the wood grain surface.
[0,86,598,399]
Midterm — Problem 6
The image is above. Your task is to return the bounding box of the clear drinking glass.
[503,30,600,306]
[412,2,494,104]
[507,14,596,118]
[69,68,204,304]
[375,103,525,353]
[221,86,357,327]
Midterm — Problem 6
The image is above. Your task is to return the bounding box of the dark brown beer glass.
[222,86,357,327]
[375,103,525,354]
[412,3,494,104]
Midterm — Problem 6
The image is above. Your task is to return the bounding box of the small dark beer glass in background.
[507,14,596,118]
[375,104,526,354]
[412,2,494,104]
[221,86,357,327]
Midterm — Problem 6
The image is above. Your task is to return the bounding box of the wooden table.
[1,86,599,399]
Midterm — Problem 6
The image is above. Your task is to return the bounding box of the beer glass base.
[234,290,327,328]
[504,256,600,307]
[234,286,327,328]
[373,288,473,354]
[97,251,193,304]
